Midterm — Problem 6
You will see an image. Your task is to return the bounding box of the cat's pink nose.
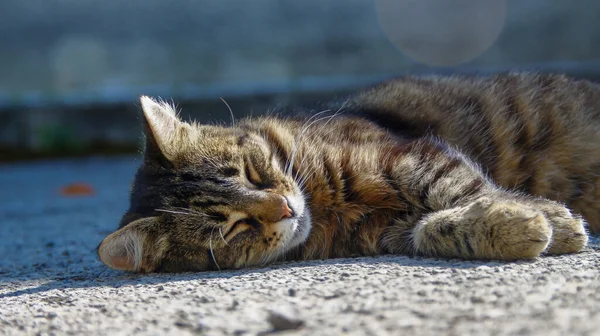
[251,194,295,222]
[281,198,294,219]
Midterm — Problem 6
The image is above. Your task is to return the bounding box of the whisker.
[286,109,331,175]
[168,207,209,217]
[280,240,286,262]
[209,227,221,270]
[287,103,347,179]
[287,102,349,197]
[293,148,306,182]
[293,143,314,182]
[296,162,319,186]
[155,209,190,215]
[258,250,267,266]
[220,97,235,128]
[219,227,229,246]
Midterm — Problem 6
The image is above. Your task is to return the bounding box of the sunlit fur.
[98,73,597,273]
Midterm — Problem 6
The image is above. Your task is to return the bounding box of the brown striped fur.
[98,73,596,273]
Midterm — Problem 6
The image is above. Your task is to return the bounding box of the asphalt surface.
[1,156,599,336]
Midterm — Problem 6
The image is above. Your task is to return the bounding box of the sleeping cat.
[98,72,598,273]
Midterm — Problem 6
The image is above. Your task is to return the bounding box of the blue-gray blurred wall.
[2,0,599,107]
[1,0,599,155]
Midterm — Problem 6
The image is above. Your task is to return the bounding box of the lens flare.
[375,0,507,66]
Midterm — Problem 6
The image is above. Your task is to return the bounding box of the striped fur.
[98,73,596,272]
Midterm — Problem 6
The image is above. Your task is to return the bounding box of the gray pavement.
[1,156,599,336]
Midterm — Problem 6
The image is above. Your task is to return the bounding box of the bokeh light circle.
[375,0,507,67]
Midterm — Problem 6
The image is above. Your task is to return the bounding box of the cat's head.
[97,96,310,272]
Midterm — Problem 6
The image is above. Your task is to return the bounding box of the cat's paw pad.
[474,199,552,260]
[531,200,588,254]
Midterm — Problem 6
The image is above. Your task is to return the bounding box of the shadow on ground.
[5,244,599,300]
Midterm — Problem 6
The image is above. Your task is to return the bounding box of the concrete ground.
[1,156,599,336]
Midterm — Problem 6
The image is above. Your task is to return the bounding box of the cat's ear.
[97,217,163,272]
[139,96,190,165]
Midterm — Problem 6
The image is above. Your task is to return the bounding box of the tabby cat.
[98,72,598,273]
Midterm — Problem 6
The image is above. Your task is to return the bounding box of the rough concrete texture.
[1,157,599,335]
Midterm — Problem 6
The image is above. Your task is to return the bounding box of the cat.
[98,72,598,273]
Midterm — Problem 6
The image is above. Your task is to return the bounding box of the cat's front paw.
[412,197,553,260]
[470,198,553,260]
[529,199,588,255]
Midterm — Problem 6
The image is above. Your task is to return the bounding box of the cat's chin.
[288,210,311,248]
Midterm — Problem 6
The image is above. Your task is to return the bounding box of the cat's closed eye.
[224,219,253,241]
[243,155,267,188]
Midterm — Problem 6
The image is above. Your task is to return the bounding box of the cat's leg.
[410,195,587,260]
[382,138,587,260]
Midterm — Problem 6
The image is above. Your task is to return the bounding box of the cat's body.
[99,73,597,273]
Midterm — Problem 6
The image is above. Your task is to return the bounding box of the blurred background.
[1,0,600,161]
